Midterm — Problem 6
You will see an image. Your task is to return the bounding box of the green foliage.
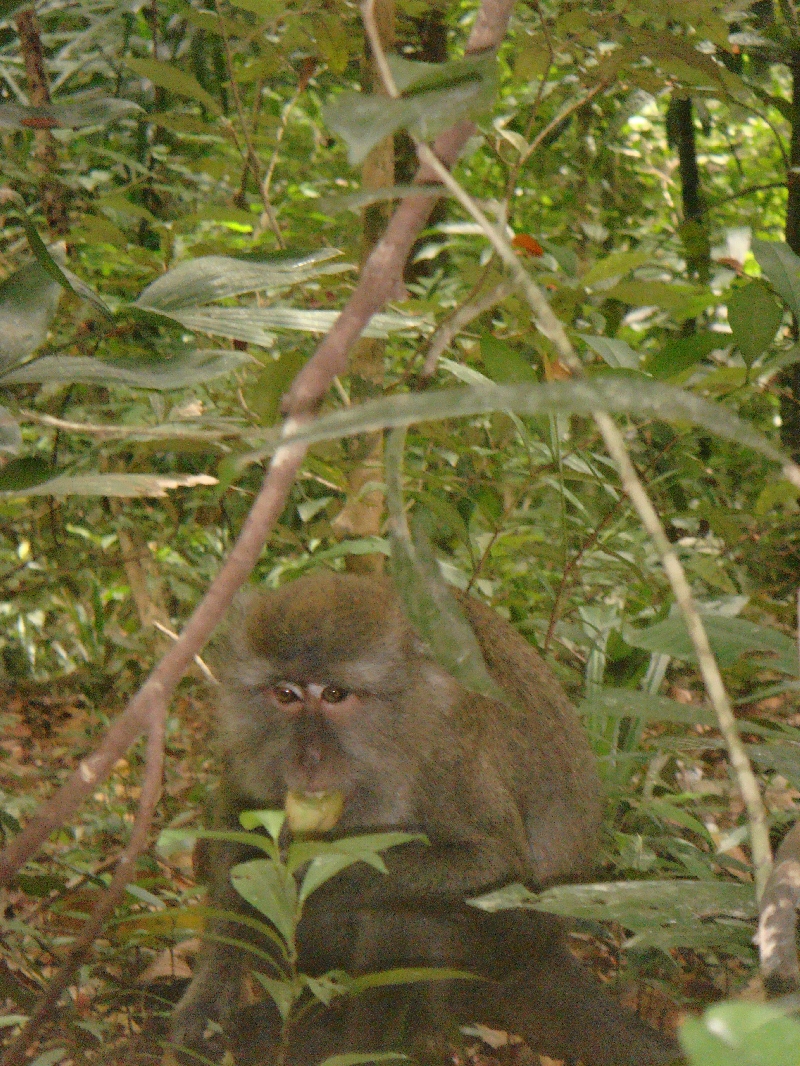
[680,1002,800,1066]
[3,0,800,1056]
[159,811,464,1066]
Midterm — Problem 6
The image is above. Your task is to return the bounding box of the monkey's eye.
[321,685,349,704]
[272,685,302,705]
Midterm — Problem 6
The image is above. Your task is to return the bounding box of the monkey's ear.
[219,586,266,659]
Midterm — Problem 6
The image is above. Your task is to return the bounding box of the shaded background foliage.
[1,0,800,1063]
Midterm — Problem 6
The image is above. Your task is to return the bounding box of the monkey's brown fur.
[169,572,678,1066]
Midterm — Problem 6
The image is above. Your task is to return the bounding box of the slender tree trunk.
[779,50,800,458]
[15,8,68,235]
[666,94,709,282]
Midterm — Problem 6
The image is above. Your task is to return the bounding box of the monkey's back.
[456,592,603,885]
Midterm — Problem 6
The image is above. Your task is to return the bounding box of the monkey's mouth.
[284,788,345,835]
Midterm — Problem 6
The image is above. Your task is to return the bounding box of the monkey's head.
[215,571,455,832]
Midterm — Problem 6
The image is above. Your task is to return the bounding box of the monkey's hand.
[167,956,241,1065]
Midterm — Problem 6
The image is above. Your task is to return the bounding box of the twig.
[420,279,512,377]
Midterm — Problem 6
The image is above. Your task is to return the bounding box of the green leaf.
[298,853,368,902]
[134,251,347,312]
[747,743,800,790]
[317,184,446,215]
[726,281,783,364]
[301,971,350,1005]
[125,57,222,115]
[643,334,722,378]
[8,208,112,316]
[288,831,425,892]
[157,827,276,856]
[250,972,297,1020]
[350,967,478,991]
[603,279,712,319]
[0,406,21,454]
[470,879,755,929]
[580,249,654,286]
[2,351,252,390]
[239,809,286,842]
[323,54,496,166]
[0,260,61,369]
[265,379,791,476]
[578,688,717,727]
[230,858,296,943]
[0,472,216,498]
[580,335,640,370]
[143,306,428,347]
[623,613,798,673]
[680,1002,800,1066]
[386,430,505,701]
[752,239,800,318]
[318,1055,408,1066]
[480,336,538,383]
[0,457,51,492]
[242,351,304,424]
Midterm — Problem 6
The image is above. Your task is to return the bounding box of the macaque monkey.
[169,572,677,1065]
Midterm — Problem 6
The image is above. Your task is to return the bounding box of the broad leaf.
[470,879,755,928]
[726,281,783,363]
[3,351,252,390]
[752,239,800,318]
[135,251,347,312]
[624,613,798,673]
[643,334,720,378]
[143,306,429,346]
[1,472,216,498]
[0,260,61,369]
[580,249,654,286]
[250,973,296,1020]
[125,57,222,115]
[323,54,496,165]
[230,858,296,943]
[350,967,478,991]
[263,380,791,475]
[680,1002,800,1066]
[580,335,641,370]
[386,429,505,701]
[480,336,538,383]
[579,689,717,727]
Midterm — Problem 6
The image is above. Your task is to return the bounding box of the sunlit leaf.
[146,306,430,347]
[0,473,217,498]
[135,251,348,312]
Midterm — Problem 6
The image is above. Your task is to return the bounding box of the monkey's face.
[215,573,448,830]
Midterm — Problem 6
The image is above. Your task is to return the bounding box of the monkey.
[168,571,679,1066]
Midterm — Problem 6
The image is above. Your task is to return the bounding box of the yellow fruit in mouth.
[284,789,344,834]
